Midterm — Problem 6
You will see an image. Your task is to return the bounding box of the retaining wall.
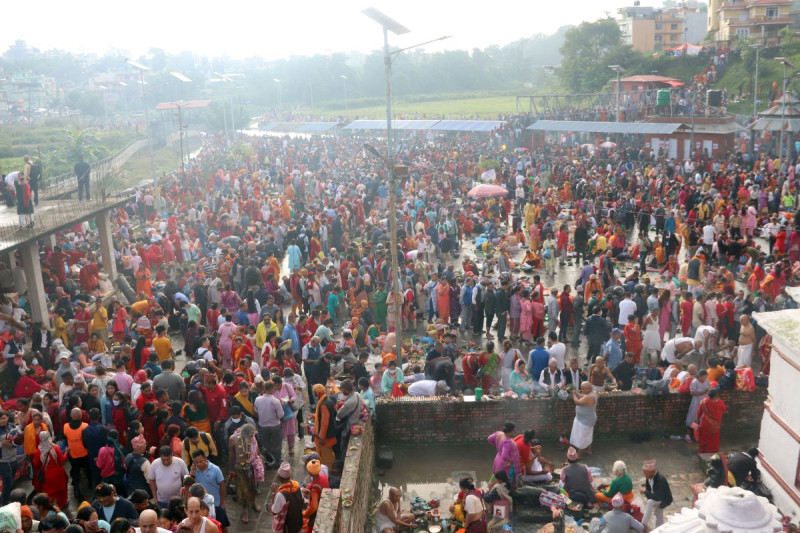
[313,419,375,533]
[375,389,767,443]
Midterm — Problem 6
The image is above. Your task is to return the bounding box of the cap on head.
[611,492,624,508]
[278,461,292,479]
[567,446,578,461]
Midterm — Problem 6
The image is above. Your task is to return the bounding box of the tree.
[558,18,634,93]
[60,129,108,163]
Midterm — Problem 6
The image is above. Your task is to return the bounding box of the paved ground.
[378,435,758,532]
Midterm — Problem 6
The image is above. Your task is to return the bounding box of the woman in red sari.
[696,388,727,454]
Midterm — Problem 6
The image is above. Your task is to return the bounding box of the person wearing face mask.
[223,406,255,444]
[380,360,403,397]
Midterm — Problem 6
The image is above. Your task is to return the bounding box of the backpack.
[29,162,42,182]
[279,487,304,533]
[183,432,218,465]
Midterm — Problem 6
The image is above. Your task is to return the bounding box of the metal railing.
[39,137,151,199]
[0,130,206,253]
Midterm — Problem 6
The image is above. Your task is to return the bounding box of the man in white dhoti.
[736,315,755,369]
[569,381,597,454]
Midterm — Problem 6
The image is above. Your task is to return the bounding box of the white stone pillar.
[7,252,16,268]
[19,242,48,325]
[95,210,117,280]
[47,234,57,249]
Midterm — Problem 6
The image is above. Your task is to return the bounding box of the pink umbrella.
[467,184,509,198]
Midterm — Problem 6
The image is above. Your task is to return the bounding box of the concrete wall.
[313,420,375,533]
[753,310,800,520]
[375,390,767,444]
[758,344,800,520]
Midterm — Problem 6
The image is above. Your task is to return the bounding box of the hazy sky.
[2,0,625,60]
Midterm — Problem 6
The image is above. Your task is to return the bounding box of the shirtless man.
[736,315,756,369]
[588,358,615,392]
[181,497,219,533]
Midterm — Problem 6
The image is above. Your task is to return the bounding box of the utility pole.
[363,7,449,361]
[751,43,762,157]
[776,57,794,165]
[126,59,157,202]
[609,65,626,122]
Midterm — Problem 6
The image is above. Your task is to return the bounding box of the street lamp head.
[125,59,151,71]
[273,78,281,83]
[170,72,192,83]
[363,7,410,35]
[341,74,348,80]
[608,65,626,73]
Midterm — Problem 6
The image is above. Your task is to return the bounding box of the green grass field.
[110,138,202,190]
[313,90,527,120]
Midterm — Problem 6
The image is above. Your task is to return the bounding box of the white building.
[751,307,800,521]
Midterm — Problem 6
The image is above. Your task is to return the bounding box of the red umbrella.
[467,184,508,199]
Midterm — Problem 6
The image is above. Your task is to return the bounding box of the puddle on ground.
[377,443,496,507]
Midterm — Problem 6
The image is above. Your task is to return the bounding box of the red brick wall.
[375,390,767,443]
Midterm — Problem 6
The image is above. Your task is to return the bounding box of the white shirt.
[538,368,564,388]
[407,380,438,396]
[694,326,717,352]
[464,493,483,514]
[618,299,636,326]
[702,224,716,245]
[548,343,566,369]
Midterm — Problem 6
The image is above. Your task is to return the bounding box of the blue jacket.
[529,346,550,381]
[83,421,108,461]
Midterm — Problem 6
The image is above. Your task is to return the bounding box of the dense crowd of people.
[0,107,797,532]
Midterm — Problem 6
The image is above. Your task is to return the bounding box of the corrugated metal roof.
[258,122,339,133]
[297,122,339,132]
[343,120,439,130]
[690,123,745,134]
[750,116,800,132]
[430,120,503,132]
[343,120,385,130]
[526,120,682,134]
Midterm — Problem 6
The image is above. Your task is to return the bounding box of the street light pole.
[273,78,282,114]
[341,74,348,113]
[176,102,186,178]
[751,43,762,157]
[170,72,193,167]
[608,65,626,122]
[363,7,410,363]
[126,59,158,202]
[776,57,794,165]
[363,7,449,362]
